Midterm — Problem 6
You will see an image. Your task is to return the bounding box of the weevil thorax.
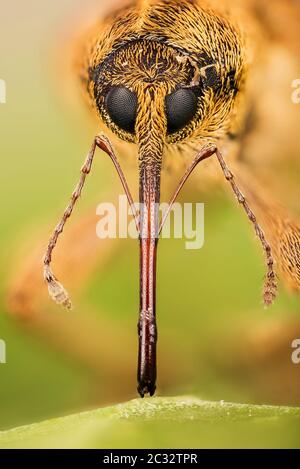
[80,0,247,160]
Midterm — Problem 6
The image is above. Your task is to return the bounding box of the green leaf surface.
[1,397,300,449]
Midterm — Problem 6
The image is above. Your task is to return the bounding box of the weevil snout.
[92,39,201,396]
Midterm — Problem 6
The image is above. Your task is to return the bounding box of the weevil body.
[43,0,300,397]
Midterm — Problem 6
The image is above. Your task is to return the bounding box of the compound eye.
[166,88,198,134]
[105,86,138,134]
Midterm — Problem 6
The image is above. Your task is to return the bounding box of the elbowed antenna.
[160,145,278,306]
[43,134,139,310]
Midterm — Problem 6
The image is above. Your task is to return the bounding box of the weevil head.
[90,40,203,148]
[80,0,246,152]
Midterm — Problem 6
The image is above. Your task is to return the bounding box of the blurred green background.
[1,0,300,448]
